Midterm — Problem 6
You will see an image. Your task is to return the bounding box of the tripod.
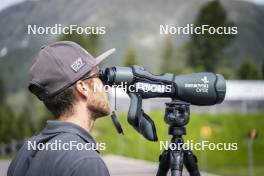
[156,100,200,176]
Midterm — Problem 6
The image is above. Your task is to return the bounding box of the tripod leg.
[183,150,200,176]
[156,150,170,176]
[170,149,184,176]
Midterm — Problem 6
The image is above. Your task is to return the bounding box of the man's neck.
[58,107,95,133]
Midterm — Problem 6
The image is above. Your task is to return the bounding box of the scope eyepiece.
[100,67,116,86]
[100,67,134,86]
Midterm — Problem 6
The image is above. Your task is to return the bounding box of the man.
[8,41,116,176]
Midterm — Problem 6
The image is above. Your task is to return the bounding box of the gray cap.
[28,41,116,100]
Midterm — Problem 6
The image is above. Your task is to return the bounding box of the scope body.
[101,65,226,105]
[100,65,226,141]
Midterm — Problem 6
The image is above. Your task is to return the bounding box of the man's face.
[85,77,111,118]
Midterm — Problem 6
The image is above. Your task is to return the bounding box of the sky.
[0,0,25,11]
[0,0,264,11]
[250,0,264,4]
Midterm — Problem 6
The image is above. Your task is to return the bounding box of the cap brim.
[94,48,116,65]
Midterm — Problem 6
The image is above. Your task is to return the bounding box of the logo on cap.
[71,57,86,72]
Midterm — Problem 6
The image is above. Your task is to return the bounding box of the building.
[107,81,264,113]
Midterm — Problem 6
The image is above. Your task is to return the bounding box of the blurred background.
[0,0,263,175]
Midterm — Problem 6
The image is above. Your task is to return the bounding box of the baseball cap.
[28,41,116,101]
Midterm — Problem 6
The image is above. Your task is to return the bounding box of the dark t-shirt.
[8,121,110,176]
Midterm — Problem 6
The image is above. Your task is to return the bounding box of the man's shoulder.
[69,156,110,176]
[30,132,108,175]
[51,133,109,175]
[8,122,109,176]
[48,132,101,158]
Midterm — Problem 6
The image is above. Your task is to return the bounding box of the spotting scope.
[99,65,226,141]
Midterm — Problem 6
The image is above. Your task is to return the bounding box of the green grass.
[94,112,264,176]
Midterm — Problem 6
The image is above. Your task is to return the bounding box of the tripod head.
[165,100,190,127]
[165,100,190,137]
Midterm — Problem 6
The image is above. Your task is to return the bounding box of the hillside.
[0,0,263,93]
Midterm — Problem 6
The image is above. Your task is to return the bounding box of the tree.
[0,106,18,142]
[123,48,139,67]
[161,37,174,73]
[216,67,232,79]
[37,107,52,132]
[261,59,264,80]
[0,77,5,105]
[188,0,235,72]
[0,78,17,143]
[60,31,100,56]
[0,106,12,143]
[16,107,35,140]
[235,59,261,80]
[25,93,39,133]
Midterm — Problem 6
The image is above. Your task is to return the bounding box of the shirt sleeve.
[70,157,110,176]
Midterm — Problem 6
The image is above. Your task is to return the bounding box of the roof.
[226,80,264,101]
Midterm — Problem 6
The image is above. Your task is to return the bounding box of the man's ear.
[75,80,89,98]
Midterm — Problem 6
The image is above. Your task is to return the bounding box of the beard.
[90,102,110,117]
[86,78,111,118]
[88,94,111,118]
